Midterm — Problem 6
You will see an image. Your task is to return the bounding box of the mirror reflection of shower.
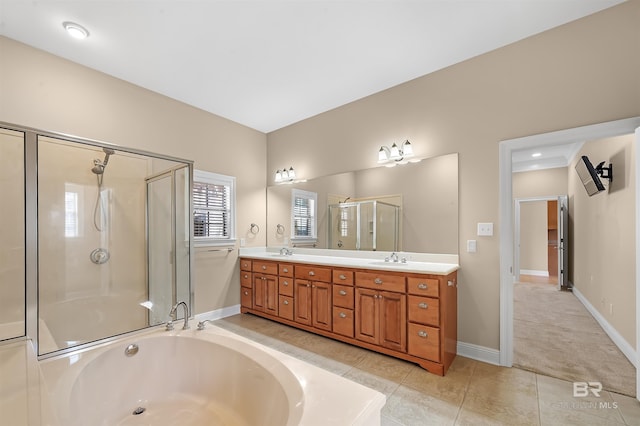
[92,148,115,232]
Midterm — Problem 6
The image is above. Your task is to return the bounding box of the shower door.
[146,165,191,325]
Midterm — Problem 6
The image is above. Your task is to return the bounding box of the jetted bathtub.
[38,321,385,426]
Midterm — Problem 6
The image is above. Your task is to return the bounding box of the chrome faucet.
[389,252,399,263]
[280,247,292,256]
[197,319,214,330]
[166,301,190,330]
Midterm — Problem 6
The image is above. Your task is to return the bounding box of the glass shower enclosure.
[328,200,400,251]
[0,122,193,357]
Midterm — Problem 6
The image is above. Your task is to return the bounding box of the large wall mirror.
[267,153,458,254]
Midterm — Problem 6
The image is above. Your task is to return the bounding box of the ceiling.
[512,142,584,173]
[0,1,625,133]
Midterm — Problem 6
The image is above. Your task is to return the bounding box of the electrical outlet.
[477,222,493,236]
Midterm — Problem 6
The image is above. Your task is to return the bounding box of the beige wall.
[569,134,636,346]
[513,167,569,199]
[519,201,548,274]
[0,36,268,317]
[513,167,569,275]
[267,1,640,349]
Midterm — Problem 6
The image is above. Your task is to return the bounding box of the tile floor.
[214,314,640,426]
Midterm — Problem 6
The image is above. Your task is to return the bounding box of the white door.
[557,195,569,290]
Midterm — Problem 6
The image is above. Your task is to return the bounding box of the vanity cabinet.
[294,265,332,331]
[252,261,278,316]
[240,258,457,376]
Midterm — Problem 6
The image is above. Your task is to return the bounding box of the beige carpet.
[513,281,636,397]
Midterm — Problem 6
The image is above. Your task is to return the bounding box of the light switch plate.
[467,240,477,253]
[477,222,493,236]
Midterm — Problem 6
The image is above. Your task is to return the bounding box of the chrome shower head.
[92,148,115,174]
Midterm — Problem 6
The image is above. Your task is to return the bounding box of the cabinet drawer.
[332,269,354,285]
[407,276,439,298]
[240,287,252,309]
[407,295,439,326]
[332,307,354,338]
[332,284,354,309]
[295,265,331,282]
[240,259,252,271]
[355,271,405,293]
[408,323,440,362]
[279,295,294,321]
[252,261,278,275]
[240,271,252,288]
[279,277,294,297]
[279,263,294,277]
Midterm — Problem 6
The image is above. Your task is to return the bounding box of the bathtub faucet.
[166,301,190,330]
[197,319,214,330]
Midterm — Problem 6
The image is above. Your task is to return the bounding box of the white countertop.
[239,247,459,275]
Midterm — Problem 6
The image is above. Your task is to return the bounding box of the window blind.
[193,181,231,239]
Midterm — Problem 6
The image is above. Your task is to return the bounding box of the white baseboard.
[572,286,637,368]
[457,341,501,366]
[194,304,241,322]
[520,269,549,277]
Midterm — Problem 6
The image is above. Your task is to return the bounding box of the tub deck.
[0,321,385,426]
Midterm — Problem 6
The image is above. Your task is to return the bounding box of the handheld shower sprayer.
[92,148,115,175]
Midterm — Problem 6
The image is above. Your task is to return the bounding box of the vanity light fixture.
[378,140,414,164]
[62,21,90,40]
[275,166,296,183]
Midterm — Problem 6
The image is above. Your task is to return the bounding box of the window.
[291,189,317,242]
[193,170,236,246]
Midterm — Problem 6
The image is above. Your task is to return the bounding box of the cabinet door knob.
[339,290,347,296]
[339,274,346,280]
[307,284,311,288]
[418,302,428,309]
[283,281,289,286]
[418,283,428,289]
[312,284,316,288]
[243,291,248,295]
[283,268,289,273]
[309,271,315,276]
[283,300,289,305]
[339,312,347,318]
[418,330,428,338]
[374,278,383,285]
[448,280,455,287]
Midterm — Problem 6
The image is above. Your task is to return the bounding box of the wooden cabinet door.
[253,274,277,315]
[312,281,332,331]
[379,291,406,352]
[253,274,266,312]
[355,288,379,345]
[264,274,278,316]
[294,279,312,325]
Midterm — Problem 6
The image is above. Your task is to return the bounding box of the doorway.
[514,196,568,290]
[499,117,640,400]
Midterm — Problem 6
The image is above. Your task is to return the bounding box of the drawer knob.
[262,265,267,270]
[243,274,248,279]
[339,312,347,318]
[418,330,428,338]
[448,280,455,287]
[309,271,315,276]
[418,302,428,309]
[339,274,346,280]
[243,291,248,295]
[339,290,347,296]
[283,300,289,305]
[418,283,428,290]
[374,278,383,285]
[283,281,289,286]
[283,268,289,273]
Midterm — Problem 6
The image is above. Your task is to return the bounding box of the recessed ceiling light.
[62,21,89,40]
[531,152,542,158]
